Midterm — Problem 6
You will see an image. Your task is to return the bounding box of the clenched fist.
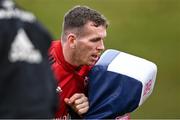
[64,93,89,116]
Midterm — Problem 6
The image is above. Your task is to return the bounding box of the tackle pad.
[85,49,157,119]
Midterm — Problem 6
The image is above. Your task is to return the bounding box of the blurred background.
[15,0,180,119]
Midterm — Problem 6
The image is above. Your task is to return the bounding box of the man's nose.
[97,40,105,51]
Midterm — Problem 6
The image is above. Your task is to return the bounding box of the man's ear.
[67,33,76,49]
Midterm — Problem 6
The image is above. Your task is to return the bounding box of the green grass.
[15,0,180,118]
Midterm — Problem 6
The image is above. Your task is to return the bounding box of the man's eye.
[90,38,101,42]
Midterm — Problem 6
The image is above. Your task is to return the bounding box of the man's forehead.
[85,22,106,32]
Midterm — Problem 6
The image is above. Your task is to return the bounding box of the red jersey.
[48,40,91,119]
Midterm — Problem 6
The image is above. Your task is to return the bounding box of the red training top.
[48,40,91,119]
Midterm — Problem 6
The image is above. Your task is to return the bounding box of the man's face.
[73,22,107,66]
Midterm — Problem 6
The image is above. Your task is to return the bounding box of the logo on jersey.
[8,28,42,64]
[56,86,62,93]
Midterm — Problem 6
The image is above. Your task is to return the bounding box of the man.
[49,6,108,119]
[0,0,57,118]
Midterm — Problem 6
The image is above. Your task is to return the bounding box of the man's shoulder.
[49,40,61,52]
[51,40,61,47]
[48,40,63,67]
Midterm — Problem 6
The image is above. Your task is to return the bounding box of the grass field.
[15,0,180,118]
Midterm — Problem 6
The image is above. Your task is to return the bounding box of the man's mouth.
[91,54,99,61]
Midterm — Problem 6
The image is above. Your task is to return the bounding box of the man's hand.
[64,93,89,116]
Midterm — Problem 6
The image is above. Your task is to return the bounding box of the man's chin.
[87,61,96,66]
